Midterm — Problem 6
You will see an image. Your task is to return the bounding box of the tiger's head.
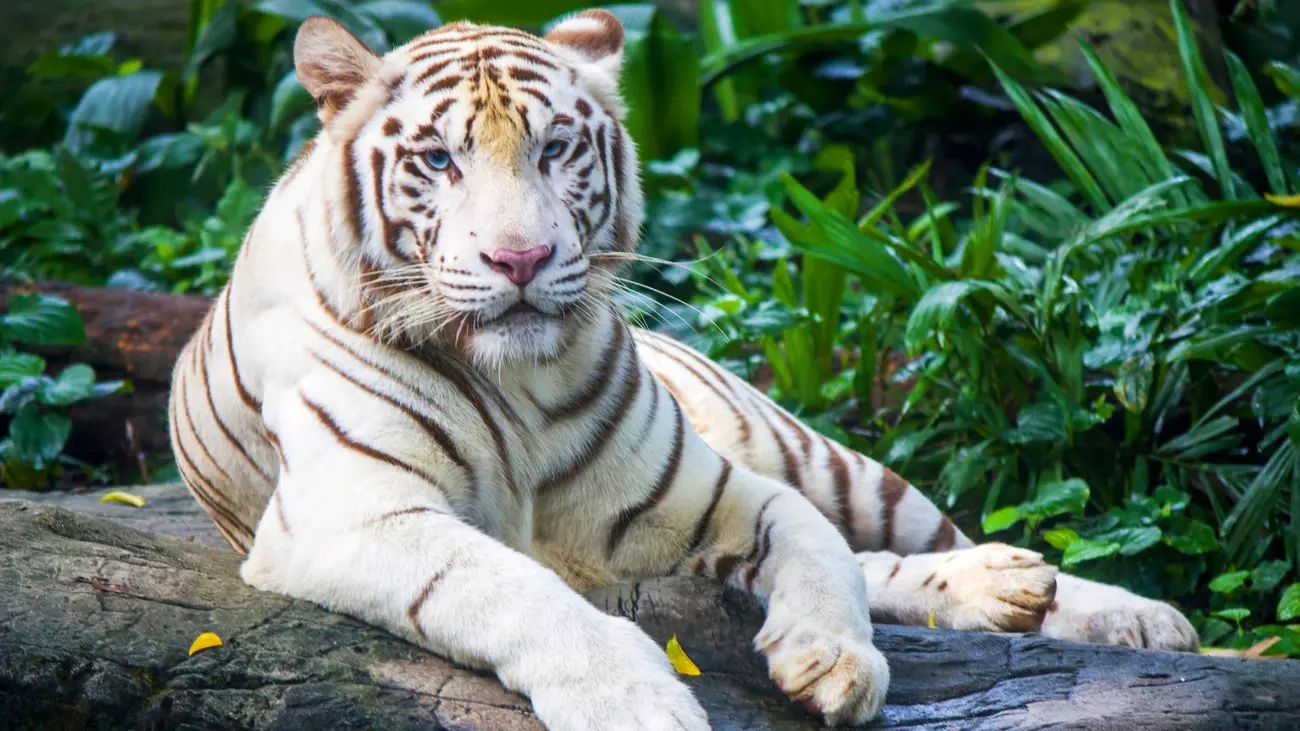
[293,11,641,368]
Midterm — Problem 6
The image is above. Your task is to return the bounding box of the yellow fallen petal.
[188,631,223,656]
[1264,193,1300,207]
[665,634,701,676]
[99,491,145,508]
[928,608,936,629]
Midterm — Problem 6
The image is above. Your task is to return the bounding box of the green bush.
[0,294,127,488]
[652,2,1300,656]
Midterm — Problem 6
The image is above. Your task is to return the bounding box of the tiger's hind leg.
[636,328,1197,651]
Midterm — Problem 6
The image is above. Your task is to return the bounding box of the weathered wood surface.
[3,491,1300,731]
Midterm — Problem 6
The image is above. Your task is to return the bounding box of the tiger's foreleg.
[673,456,890,725]
[244,390,710,731]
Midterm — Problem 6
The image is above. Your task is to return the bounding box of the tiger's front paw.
[935,543,1059,633]
[528,617,711,731]
[755,615,890,726]
[1044,574,1199,652]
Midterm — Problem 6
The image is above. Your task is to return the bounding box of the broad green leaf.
[983,506,1022,534]
[1062,538,1120,566]
[40,364,98,406]
[781,174,919,300]
[9,407,72,467]
[1006,0,1086,50]
[256,0,388,51]
[63,71,164,152]
[902,281,982,354]
[1022,478,1089,519]
[1252,560,1290,592]
[1263,61,1300,98]
[0,352,46,388]
[1,294,87,347]
[27,51,118,80]
[1209,570,1251,594]
[1113,353,1154,414]
[617,5,701,164]
[1104,526,1163,556]
[1008,401,1069,445]
[1280,585,1300,622]
[1212,607,1251,623]
[1043,527,1079,550]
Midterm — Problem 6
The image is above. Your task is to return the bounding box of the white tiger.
[168,11,1198,730]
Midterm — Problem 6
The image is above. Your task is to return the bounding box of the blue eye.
[424,149,452,171]
[541,140,566,158]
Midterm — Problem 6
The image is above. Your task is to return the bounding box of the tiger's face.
[294,11,641,368]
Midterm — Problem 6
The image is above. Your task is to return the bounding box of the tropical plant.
[0,294,128,488]
[658,1,1300,654]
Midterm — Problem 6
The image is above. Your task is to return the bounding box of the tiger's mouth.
[480,299,557,327]
[502,301,543,319]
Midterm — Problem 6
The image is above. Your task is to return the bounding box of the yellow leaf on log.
[99,491,145,508]
[665,634,701,676]
[188,632,224,656]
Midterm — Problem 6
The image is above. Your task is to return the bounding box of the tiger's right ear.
[295,16,381,123]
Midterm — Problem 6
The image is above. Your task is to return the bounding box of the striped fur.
[169,11,1196,731]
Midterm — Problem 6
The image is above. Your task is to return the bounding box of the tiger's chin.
[467,310,571,368]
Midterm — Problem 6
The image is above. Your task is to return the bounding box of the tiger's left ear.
[545,9,625,81]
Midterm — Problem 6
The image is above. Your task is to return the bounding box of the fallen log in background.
[3,490,1300,730]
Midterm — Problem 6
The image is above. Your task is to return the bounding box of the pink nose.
[483,245,554,286]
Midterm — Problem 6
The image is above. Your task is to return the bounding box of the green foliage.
[654,0,1300,655]
[0,295,127,488]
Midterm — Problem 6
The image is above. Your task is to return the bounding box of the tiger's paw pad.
[939,543,1059,634]
[755,618,889,725]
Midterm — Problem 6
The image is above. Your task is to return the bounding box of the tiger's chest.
[433,385,665,585]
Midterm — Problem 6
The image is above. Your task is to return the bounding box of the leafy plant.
[660,0,1300,654]
[0,294,127,488]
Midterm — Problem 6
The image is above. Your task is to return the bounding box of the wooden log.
[2,493,1299,730]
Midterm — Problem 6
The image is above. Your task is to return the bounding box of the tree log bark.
[3,489,1299,731]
